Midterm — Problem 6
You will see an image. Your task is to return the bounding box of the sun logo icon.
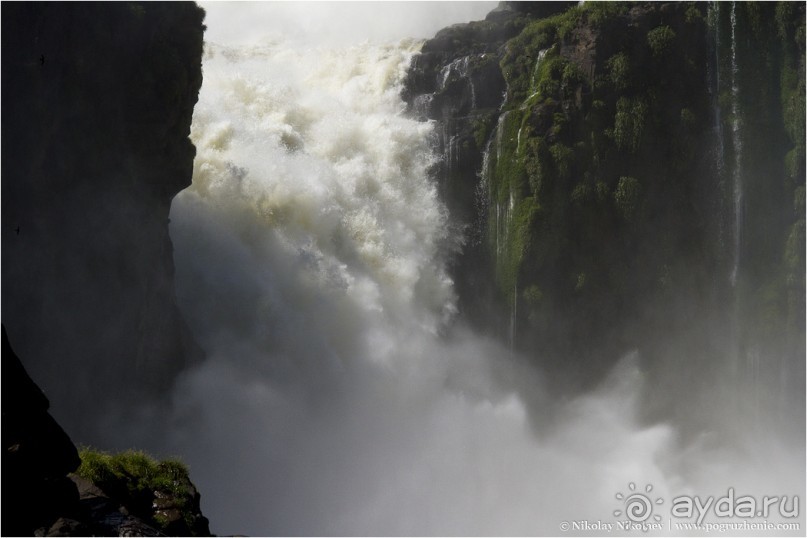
[614,482,664,523]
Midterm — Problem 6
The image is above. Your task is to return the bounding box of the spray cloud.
[161,4,805,535]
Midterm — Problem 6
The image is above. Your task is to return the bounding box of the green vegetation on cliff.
[405,0,804,428]
[485,3,710,364]
[77,448,209,535]
[468,0,805,406]
[776,2,806,342]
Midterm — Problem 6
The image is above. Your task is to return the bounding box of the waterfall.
[480,92,521,350]
[496,111,519,351]
[710,1,744,289]
[172,39,458,373]
[485,111,511,261]
[161,27,802,536]
[708,3,726,182]
[708,1,797,432]
[473,129,494,247]
[510,280,518,353]
[166,36,675,536]
[443,120,457,182]
[728,1,744,287]
[522,47,551,108]
[439,55,476,108]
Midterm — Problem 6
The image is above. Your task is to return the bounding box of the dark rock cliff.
[405,1,805,434]
[2,2,206,439]
[402,1,576,326]
[2,326,82,536]
[3,327,211,536]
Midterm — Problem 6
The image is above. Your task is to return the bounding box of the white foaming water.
[167,37,803,536]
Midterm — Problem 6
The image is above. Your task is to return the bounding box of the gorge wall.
[3,327,211,536]
[2,2,206,440]
[404,1,805,436]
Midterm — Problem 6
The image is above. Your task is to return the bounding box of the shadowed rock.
[2,326,81,535]
[1,1,206,441]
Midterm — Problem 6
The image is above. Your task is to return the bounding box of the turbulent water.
[167,37,802,536]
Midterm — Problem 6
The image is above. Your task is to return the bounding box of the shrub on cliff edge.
[76,448,208,535]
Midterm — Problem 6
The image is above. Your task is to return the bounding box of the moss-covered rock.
[407,1,804,431]
[408,1,804,432]
[474,2,720,384]
[402,4,573,324]
[76,448,210,536]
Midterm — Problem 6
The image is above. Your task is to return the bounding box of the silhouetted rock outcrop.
[2,327,211,536]
[2,326,82,536]
[1,2,206,440]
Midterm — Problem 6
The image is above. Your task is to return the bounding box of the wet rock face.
[406,2,716,384]
[404,1,805,428]
[401,1,577,333]
[152,481,210,537]
[403,2,577,124]
[74,451,210,536]
[1,2,206,439]
[66,472,211,537]
[402,6,524,325]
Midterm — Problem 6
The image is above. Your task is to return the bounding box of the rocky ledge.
[2,327,211,537]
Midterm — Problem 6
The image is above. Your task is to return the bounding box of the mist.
[198,1,498,46]
[154,3,806,535]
